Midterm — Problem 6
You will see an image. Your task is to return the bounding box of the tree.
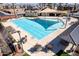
[57,3,62,10]
[53,3,56,9]
[0,23,4,31]
[27,4,33,10]
[38,3,47,9]
[5,5,9,9]
[23,5,26,8]
[47,3,52,9]
[16,30,24,53]
[16,31,21,41]
[12,3,17,17]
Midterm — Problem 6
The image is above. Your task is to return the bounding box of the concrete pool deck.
[2,17,78,56]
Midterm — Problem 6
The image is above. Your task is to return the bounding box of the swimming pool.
[11,17,64,40]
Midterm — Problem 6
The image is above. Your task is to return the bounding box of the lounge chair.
[42,44,53,52]
[28,44,42,53]
[46,44,53,50]
[34,44,42,51]
[60,40,69,46]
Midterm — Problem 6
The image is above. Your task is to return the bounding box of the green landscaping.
[23,52,30,56]
[56,50,70,56]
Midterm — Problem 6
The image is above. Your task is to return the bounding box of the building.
[25,10,38,17]
[39,7,67,16]
[0,11,16,21]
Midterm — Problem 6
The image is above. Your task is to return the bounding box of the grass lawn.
[56,50,70,56]
[23,52,30,56]
[60,52,70,56]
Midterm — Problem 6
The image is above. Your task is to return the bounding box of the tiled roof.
[0,12,6,16]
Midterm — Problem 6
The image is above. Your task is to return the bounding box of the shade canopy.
[40,7,57,13]
[40,7,67,14]
[70,25,79,45]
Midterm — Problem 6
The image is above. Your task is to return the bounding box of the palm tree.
[47,3,52,9]
[0,23,4,31]
[75,3,78,11]
[72,3,77,11]
[12,3,17,18]
[53,3,56,9]
[64,11,70,28]
[74,3,76,11]
[16,30,24,53]
[57,3,62,10]
[16,30,21,41]
[27,4,33,10]
[16,30,22,45]
[0,3,3,10]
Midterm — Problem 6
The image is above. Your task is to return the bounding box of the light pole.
[64,10,70,28]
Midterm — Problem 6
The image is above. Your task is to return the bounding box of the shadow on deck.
[43,37,69,53]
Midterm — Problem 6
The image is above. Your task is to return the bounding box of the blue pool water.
[11,17,63,40]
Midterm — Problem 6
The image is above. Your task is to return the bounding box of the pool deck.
[2,17,78,56]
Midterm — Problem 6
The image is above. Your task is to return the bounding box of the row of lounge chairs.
[28,43,54,53]
[28,39,70,54]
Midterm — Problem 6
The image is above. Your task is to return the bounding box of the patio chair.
[28,44,43,53]
[34,44,43,51]
[28,47,37,53]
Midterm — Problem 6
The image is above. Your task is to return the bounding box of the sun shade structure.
[40,7,57,13]
[40,7,67,14]
[59,22,79,45]
[70,25,79,45]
